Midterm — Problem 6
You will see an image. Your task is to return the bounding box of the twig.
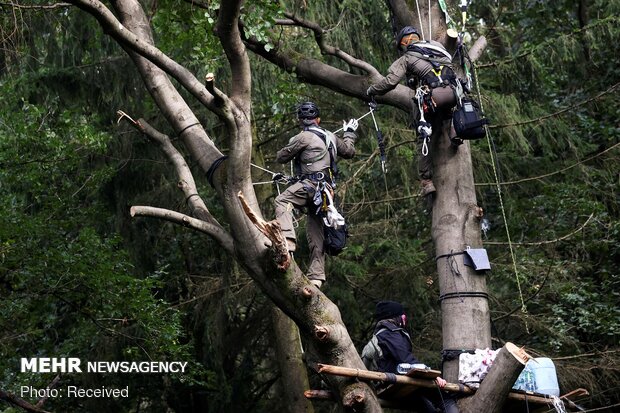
[489,82,619,129]
[485,213,594,246]
[476,141,620,186]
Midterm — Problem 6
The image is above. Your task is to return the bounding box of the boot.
[420,179,436,197]
[310,279,323,289]
[286,238,296,253]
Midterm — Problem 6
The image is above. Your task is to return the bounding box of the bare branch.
[35,375,60,408]
[130,206,234,254]
[117,111,223,227]
[0,2,69,9]
[217,0,251,108]
[244,36,412,111]
[282,12,379,75]
[485,213,594,246]
[0,389,50,413]
[65,0,225,113]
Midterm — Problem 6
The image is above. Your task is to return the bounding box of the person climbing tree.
[274,101,358,289]
[361,301,459,413]
[367,26,461,198]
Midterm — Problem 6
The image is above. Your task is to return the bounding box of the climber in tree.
[274,101,358,289]
[367,26,461,198]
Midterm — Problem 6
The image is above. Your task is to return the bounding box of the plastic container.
[531,357,560,396]
[513,363,536,392]
[396,363,428,374]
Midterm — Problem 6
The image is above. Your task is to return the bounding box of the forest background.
[0,0,618,412]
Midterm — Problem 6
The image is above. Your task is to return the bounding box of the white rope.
[551,395,567,413]
[414,0,425,40]
[332,109,374,134]
[415,87,427,123]
[422,137,430,156]
[414,87,431,157]
[428,0,432,40]
[251,162,276,175]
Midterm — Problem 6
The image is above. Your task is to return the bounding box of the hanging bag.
[323,224,348,256]
[453,97,489,140]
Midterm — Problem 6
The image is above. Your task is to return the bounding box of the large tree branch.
[244,37,412,111]
[117,111,225,229]
[106,0,227,184]
[66,0,228,114]
[130,206,234,254]
[215,0,256,203]
[0,390,50,413]
[217,0,251,109]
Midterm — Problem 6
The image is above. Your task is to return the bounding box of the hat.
[374,301,405,321]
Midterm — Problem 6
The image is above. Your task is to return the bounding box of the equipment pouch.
[323,224,348,256]
[452,98,489,140]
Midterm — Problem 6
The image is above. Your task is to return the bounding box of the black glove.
[272,173,285,182]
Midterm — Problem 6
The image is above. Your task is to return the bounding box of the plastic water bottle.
[397,363,413,374]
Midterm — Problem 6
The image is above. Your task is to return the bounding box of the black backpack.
[323,224,348,256]
[452,98,489,140]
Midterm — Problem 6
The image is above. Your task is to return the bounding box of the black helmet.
[297,101,320,120]
[397,26,420,51]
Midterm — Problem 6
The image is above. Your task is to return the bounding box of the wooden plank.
[405,367,441,380]
[561,388,589,400]
[377,368,440,399]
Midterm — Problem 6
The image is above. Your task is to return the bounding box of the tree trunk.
[432,124,491,383]
[271,306,315,413]
[461,343,529,413]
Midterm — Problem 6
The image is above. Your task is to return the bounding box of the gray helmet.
[297,101,320,120]
[397,26,420,50]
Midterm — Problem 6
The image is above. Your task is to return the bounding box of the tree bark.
[432,130,491,383]
[461,343,530,413]
[271,307,315,413]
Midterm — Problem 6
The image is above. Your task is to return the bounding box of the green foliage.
[1,0,619,411]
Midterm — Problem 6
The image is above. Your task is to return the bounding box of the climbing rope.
[414,0,425,40]
[414,87,432,156]
[551,395,567,413]
[472,64,528,328]
[428,0,432,40]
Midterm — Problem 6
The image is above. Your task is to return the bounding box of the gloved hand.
[272,173,285,182]
[342,118,359,132]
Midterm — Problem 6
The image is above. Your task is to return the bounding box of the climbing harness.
[414,87,433,156]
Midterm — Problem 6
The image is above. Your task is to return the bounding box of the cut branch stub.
[237,191,290,270]
[342,387,366,409]
[302,286,313,298]
[314,325,330,341]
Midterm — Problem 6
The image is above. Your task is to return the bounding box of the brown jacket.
[367,40,453,96]
[276,126,356,176]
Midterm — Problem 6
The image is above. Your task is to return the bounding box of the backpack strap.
[302,126,339,182]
